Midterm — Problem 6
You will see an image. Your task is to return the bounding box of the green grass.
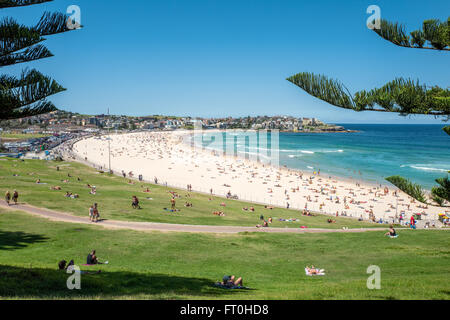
[0,210,448,300]
[0,133,50,141]
[0,158,385,229]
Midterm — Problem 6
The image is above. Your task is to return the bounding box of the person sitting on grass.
[221,275,244,288]
[59,259,102,274]
[143,187,151,193]
[184,202,193,207]
[87,250,104,265]
[242,207,248,211]
[132,196,141,209]
[256,220,269,228]
[385,225,397,238]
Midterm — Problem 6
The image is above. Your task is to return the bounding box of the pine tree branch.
[432,176,450,203]
[444,126,450,135]
[34,11,76,36]
[0,99,56,120]
[0,43,52,67]
[372,18,450,51]
[0,68,65,118]
[0,0,52,9]
[286,72,355,110]
[386,176,428,204]
[287,72,450,117]
[0,17,44,57]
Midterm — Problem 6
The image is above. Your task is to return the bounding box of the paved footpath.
[0,202,390,234]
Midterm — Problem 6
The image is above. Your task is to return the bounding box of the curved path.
[0,202,389,234]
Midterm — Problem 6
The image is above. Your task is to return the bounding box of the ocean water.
[194,124,450,190]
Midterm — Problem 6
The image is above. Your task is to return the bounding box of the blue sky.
[3,0,449,123]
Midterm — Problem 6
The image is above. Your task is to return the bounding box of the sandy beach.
[70,131,447,223]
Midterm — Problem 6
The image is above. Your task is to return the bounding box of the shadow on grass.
[0,265,246,299]
[0,231,49,251]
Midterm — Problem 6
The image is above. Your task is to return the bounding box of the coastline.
[66,130,446,222]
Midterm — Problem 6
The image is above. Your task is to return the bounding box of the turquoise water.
[195,124,450,190]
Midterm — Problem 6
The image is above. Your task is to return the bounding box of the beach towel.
[305,268,325,276]
[213,282,252,290]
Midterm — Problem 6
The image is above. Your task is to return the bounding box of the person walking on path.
[5,191,11,205]
[12,190,18,205]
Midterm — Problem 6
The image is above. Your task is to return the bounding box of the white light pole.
[108,108,111,173]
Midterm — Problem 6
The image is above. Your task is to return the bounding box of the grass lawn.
[0,133,50,141]
[0,158,385,229]
[0,209,448,300]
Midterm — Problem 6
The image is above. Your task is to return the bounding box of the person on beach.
[12,190,18,205]
[5,191,11,205]
[410,215,416,229]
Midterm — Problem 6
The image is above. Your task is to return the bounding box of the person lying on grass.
[58,259,101,275]
[221,275,244,288]
[305,266,325,275]
[256,220,269,228]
